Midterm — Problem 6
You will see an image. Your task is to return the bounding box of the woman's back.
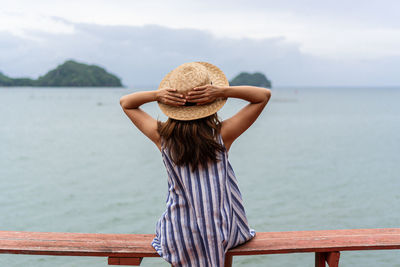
[152,134,255,266]
[120,61,271,266]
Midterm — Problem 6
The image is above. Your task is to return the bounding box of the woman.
[120,62,271,266]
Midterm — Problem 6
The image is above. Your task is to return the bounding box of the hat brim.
[158,62,228,121]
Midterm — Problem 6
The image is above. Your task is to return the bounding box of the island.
[230,72,272,88]
[0,60,123,87]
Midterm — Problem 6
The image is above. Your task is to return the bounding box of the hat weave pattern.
[158,62,228,121]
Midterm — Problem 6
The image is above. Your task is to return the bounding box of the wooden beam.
[315,252,340,267]
[224,254,233,267]
[108,257,143,266]
[227,228,400,256]
[315,252,326,267]
[0,228,398,266]
[326,252,340,267]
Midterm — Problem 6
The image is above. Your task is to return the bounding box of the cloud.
[3,0,400,61]
[0,20,399,87]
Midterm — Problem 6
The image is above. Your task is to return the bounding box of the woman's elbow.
[120,96,127,109]
[263,88,272,103]
[266,88,271,98]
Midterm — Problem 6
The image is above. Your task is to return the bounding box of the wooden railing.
[1,228,399,266]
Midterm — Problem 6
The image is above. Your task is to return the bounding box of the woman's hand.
[186,84,225,105]
[156,88,186,106]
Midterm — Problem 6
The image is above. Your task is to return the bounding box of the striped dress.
[151,135,255,266]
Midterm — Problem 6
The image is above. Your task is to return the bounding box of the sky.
[1,0,400,87]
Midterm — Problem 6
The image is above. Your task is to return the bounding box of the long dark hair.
[157,113,225,171]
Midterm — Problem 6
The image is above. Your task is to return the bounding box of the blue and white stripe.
[152,135,255,266]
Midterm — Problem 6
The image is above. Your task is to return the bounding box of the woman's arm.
[120,89,186,150]
[186,85,271,151]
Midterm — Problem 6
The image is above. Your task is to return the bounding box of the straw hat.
[158,62,228,121]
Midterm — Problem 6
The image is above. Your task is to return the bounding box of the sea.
[0,87,399,267]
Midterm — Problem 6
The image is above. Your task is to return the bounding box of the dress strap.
[217,133,223,144]
[160,137,165,151]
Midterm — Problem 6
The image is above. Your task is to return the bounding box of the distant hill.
[0,60,123,87]
[0,72,36,86]
[230,72,272,88]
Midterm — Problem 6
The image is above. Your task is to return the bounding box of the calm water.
[1,87,399,266]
